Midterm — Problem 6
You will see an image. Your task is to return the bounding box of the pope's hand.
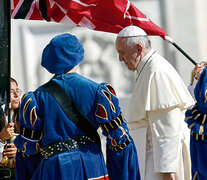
[163,173,177,180]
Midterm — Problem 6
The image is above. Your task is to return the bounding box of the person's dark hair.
[11,77,20,132]
[0,77,20,132]
[11,77,18,86]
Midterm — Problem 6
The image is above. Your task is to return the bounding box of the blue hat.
[41,33,84,74]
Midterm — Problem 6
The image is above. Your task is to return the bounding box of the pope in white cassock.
[115,25,195,180]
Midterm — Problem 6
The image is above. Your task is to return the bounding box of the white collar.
[136,49,155,78]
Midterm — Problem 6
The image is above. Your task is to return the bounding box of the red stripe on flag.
[128,2,167,39]
[29,7,44,20]
[47,3,66,22]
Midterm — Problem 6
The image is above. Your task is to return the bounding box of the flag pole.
[7,0,11,124]
[165,36,197,65]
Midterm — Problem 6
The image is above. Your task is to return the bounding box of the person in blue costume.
[185,66,207,180]
[14,33,140,180]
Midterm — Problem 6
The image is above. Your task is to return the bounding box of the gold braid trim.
[185,116,193,122]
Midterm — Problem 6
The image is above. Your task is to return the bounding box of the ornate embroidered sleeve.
[185,104,207,139]
[14,92,43,155]
[95,83,140,179]
[95,83,131,151]
[185,67,207,139]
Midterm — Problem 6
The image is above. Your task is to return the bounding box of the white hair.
[124,36,151,50]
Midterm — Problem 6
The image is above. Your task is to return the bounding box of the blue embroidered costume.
[14,34,140,180]
[185,67,207,180]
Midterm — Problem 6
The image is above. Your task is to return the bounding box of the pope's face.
[116,37,141,71]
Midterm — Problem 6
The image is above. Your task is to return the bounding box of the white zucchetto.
[117,25,147,37]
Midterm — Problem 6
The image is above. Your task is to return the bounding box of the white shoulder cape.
[127,51,195,122]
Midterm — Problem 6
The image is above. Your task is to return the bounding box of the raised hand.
[0,123,15,141]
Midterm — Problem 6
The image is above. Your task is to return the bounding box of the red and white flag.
[11,0,168,39]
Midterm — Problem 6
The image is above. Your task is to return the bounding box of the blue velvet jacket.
[15,73,140,180]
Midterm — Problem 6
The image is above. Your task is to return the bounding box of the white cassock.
[127,49,195,180]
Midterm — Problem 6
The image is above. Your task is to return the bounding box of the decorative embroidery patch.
[102,90,116,113]
[22,142,27,153]
[100,113,124,132]
[108,134,117,146]
[110,103,116,113]
[104,84,116,97]
[95,103,108,120]
[23,98,32,124]
[21,93,28,102]
[36,143,40,153]
[30,106,37,127]
[102,90,111,101]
